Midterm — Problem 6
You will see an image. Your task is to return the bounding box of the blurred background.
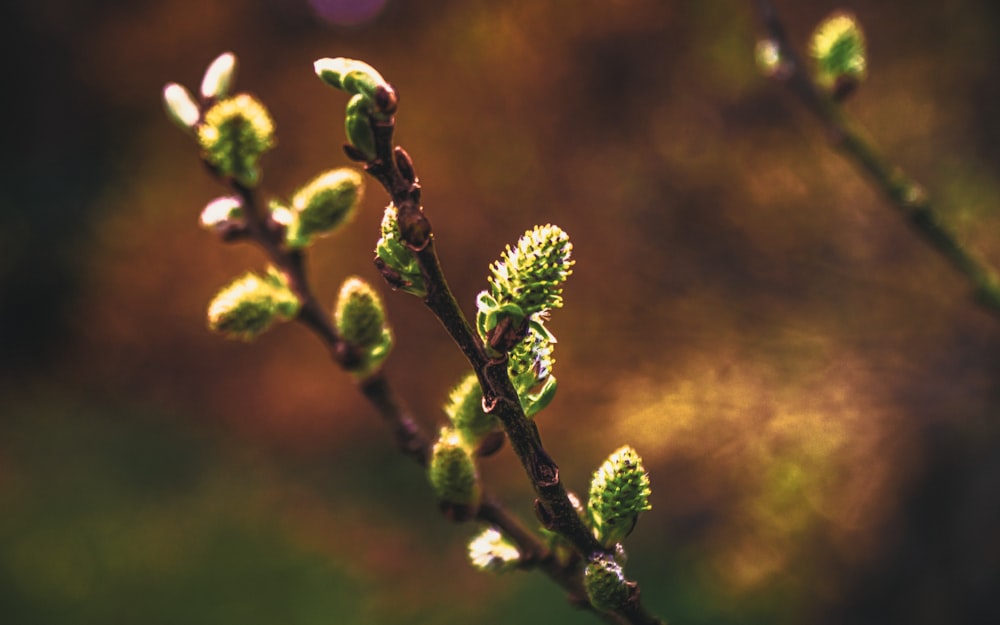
[2,0,999,623]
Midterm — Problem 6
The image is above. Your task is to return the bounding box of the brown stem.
[357,92,665,625]
[223,176,617,619]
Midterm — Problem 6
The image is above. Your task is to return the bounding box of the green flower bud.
[199,196,243,229]
[335,277,387,347]
[428,427,481,509]
[508,323,558,418]
[334,277,393,375]
[468,527,520,573]
[200,51,238,100]
[809,12,867,95]
[207,269,300,341]
[162,82,200,131]
[488,224,574,317]
[588,445,652,548]
[375,204,427,297]
[197,94,275,186]
[284,168,364,248]
[584,554,629,612]
[445,372,497,446]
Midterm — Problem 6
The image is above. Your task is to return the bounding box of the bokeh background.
[3,0,1000,623]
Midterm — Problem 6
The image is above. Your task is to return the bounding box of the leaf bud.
[314,57,388,104]
[344,93,377,161]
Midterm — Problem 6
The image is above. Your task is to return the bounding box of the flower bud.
[375,204,427,297]
[428,427,481,510]
[200,51,238,100]
[285,168,364,248]
[508,323,558,417]
[468,527,520,573]
[584,554,629,612]
[488,224,574,317]
[587,445,652,548]
[207,269,299,341]
[163,82,200,131]
[197,94,275,186]
[199,196,243,229]
[809,12,867,97]
[334,276,393,376]
[445,372,497,446]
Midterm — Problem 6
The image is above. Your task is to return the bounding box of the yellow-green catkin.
[587,445,652,548]
[197,94,275,186]
[809,12,867,93]
[428,428,481,509]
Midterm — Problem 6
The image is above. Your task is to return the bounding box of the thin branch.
[357,89,666,625]
[752,0,1000,318]
[222,176,629,621]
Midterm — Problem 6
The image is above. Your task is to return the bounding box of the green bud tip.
[507,324,559,418]
[375,204,427,297]
[200,196,243,229]
[584,554,630,612]
[163,82,200,131]
[207,270,300,341]
[314,57,388,100]
[445,372,497,446]
[335,276,388,348]
[588,445,652,548]
[285,168,364,247]
[489,224,574,316]
[468,527,521,573]
[428,428,481,508]
[809,11,867,91]
[197,94,276,186]
[200,51,238,100]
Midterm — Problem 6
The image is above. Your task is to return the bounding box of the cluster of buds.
[314,57,397,162]
[163,53,275,187]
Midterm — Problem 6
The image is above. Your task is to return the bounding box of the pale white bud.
[163,82,200,130]
[200,52,238,100]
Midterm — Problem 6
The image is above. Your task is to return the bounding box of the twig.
[355,86,666,625]
[223,175,632,622]
[752,0,1000,318]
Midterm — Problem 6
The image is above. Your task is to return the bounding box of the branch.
[224,176,629,622]
[356,87,665,625]
[752,0,1000,318]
